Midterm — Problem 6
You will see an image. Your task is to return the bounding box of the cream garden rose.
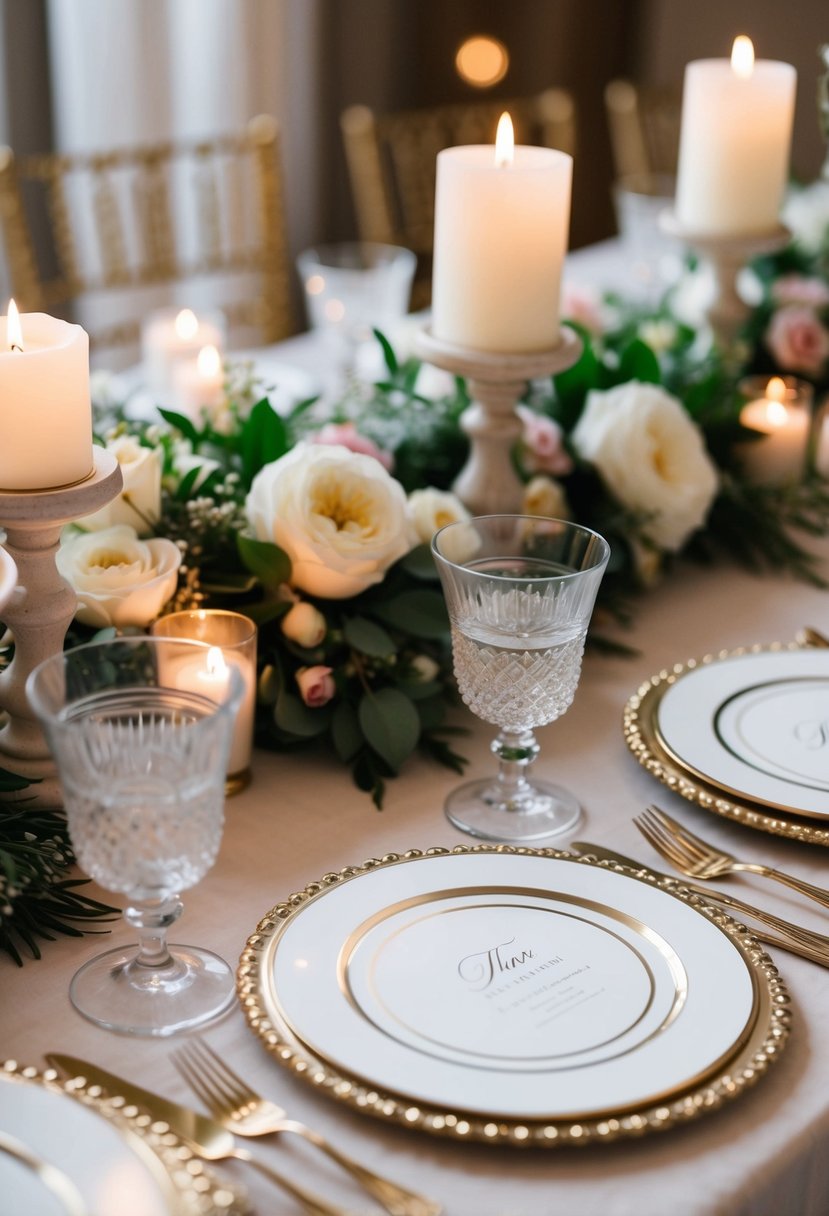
[407,488,470,544]
[80,435,162,535]
[246,443,412,598]
[571,381,718,552]
[281,601,327,648]
[57,525,181,628]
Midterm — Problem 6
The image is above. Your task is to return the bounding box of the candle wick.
[10,343,23,353]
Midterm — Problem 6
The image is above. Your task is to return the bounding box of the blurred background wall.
[0,0,826,296]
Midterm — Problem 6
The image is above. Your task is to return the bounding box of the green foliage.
[0,785,118,966]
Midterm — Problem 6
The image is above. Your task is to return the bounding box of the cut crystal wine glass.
[27,635,243,1037]
[432,514,610,842]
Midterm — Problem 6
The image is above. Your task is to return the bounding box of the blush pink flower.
[516,406,573,476]
[310,422,393,471]
[765,306,829,378]
[295,665,335,708]
[560,282,605,336]
[771,275,829,309]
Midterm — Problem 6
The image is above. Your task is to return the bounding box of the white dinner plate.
[656,650,829,819]
[239,848,788,1144]
[0,1065,247,1215]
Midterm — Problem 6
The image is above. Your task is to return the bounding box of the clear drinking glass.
[297,241,416,371]
[26,636,243,1037]
[432,515,610,842]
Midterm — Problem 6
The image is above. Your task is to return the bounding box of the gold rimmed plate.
[625,642,829,846]
[0,1061,249,1216]
[238,846,790,1146]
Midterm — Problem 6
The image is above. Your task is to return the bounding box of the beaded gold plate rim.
[0,1061,250,1216]
[237,844,791,1147]
[624,641,829,847]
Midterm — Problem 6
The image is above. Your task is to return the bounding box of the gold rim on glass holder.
[237,844,790,1147]
[623,640,829,848]
[0,1060,250,1215]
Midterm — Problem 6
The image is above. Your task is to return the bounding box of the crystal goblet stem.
[27,636,243,1037]
[433,515,610,843]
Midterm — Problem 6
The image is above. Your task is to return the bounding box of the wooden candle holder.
[0,447,123,807]
[415,326,583,515]
[661,213,790,358]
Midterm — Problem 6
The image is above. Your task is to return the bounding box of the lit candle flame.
[6,298,23,352]
[766,400,789,427]
[494,112,514,168]
[206,646,227,677]
[766,376,787,403]
[197,344,221,378]
[175,308,199,341]
[731,35,755,79]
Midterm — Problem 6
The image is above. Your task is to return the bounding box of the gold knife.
[569,841,829,966]
[46,1055,349,1216]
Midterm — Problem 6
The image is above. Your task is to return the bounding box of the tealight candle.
[737,375,812,485]
[171,344,225,420]
[0,300,92,491]
[675,36,796,236]
[141,307,225,401]
[431,112,572,353]
[152,609,257,793]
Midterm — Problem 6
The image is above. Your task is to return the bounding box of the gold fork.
[172,1040,442,1216]
[635,806,829,909]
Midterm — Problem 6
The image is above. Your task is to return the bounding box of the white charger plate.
[238,847,789,1145]
[656,650,829,819]
[0,1064,248,1215]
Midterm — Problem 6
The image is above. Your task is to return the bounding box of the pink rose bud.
[281,601,327,648]
[311,422,394,471]
[296,665,336,707]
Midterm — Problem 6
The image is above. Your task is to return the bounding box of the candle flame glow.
[731,35,755,79]
[197,344,221,378]
[206,646,227,677]
[175,308,199,341]
[766,376,787,403]
[766,400,789,427]
[6,299,23,352]
[494,112,514,168]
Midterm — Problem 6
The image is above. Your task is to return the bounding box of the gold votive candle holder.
[736,374,813,486]
[151,609,257,796]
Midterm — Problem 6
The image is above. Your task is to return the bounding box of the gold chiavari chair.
[0,114,294,362]
[340,90,577,308]
[604,78,681,182]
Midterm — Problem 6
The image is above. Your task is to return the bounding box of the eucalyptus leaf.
[371,589,449,639]
[158,407,200,445]
[358,688,420,771]
[343,616,396,658]
[398,544,439,581]
[274,690,332,738]
[617,338,661,386]
[237,534,291,590]
[332,701,363,762]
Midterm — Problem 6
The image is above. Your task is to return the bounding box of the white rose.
[408,488,470,544]
[246,443,412,598]
[80,436,162,536]
[57,525,181,628]
[522,475,570,520]
[572,381,718,552]
[281,601,327,648]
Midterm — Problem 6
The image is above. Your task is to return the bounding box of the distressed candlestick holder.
[661,213,790,358]
[415,325,583,514]
[0,446,123,807]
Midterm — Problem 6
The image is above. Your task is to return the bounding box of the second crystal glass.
[27,636,243,1037]
[432,515,610,842]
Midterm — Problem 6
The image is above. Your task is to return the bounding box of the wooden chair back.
[604,79,681,182]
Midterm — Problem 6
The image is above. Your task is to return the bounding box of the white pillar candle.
[431,113,572,353]
[171,344,225,420]
[675,37,796,236]
[0,302,92,491]
[141,307,225,400]
[738,375,811,484]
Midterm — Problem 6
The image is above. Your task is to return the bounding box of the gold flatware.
[635,805,829,910]
[0,1130,90,1216]
[45,1054,348,1216]
[570,840,829,967]
[172,1039,441,1216]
